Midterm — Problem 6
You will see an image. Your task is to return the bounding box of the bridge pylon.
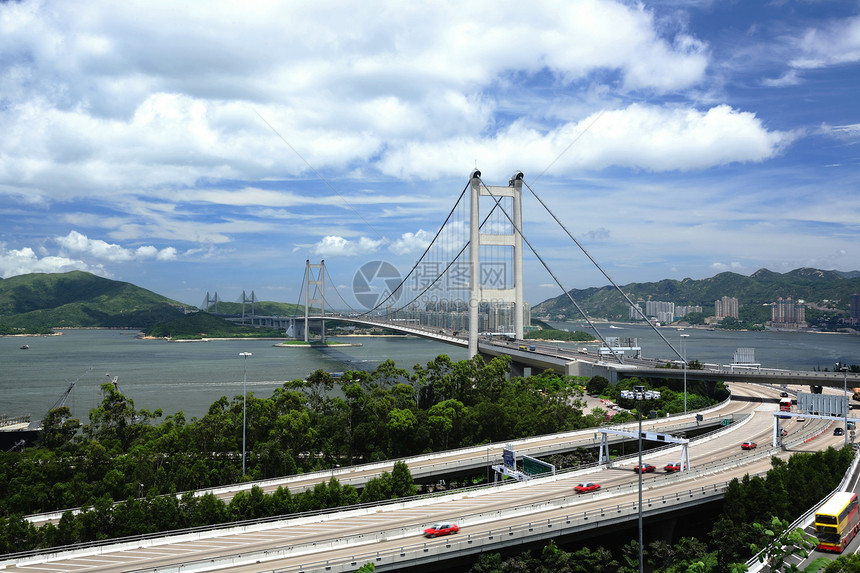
[203,291,219,313]
[468,170,524,357]
[241,290,256,324]
[304,260,326,343]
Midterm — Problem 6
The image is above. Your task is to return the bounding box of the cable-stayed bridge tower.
[240,290,256,324]
[203,291,220,313]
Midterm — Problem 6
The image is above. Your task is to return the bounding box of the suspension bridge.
[209,169,856,391]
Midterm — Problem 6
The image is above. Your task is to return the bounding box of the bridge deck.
[5,384,848,573]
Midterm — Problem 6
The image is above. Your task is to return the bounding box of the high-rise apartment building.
[851,293,859,322]
[645,300,675,317]
[676,305,702,317]
[714,296,739,319]
[770,297,807,329]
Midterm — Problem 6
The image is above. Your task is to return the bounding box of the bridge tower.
[468,170,524,357]
[240,290,256,324]
[304,260,326,343]
[204,291,220,313]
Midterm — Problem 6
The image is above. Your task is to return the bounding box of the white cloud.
[709,262,746,274]
[54,231,179,262]
[762,70,801,87]
[378,103,794,177]
[311,235,385,257]
[0,245,101,278]
[821,123,860,140]
[790,15,860,69]
[0,0,715,208]
[389,230,432,255]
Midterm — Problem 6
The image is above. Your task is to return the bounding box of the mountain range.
[532,267,860,322]
[1,268,858,330]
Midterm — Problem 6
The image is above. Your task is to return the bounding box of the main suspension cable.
[522,178,685,363]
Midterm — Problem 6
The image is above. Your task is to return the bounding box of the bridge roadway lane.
[27,386,758,528]
[9,384,845,573]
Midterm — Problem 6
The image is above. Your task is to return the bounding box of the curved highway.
[4,383,848,573]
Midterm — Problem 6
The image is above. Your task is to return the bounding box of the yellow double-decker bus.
[815,492,860,552]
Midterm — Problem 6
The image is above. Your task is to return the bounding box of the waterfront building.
[769,297,807,329]
[714,296,739,319]
[851,293,859,325]
[676,305,702,318]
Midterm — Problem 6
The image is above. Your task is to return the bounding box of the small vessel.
[20,344,29,350]
[1,368,91,450]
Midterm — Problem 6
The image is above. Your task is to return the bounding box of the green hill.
[534,267,860,322]
[144,312,284,339]
[204,300,307,316]
[0,271,187,330]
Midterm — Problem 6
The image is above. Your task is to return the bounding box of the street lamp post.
[239,352,252,475]
[630,384,659,573]
[838,362,849,446]
[680,334,689,414]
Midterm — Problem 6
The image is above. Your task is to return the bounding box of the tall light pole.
[838,362,849,446]
[680,333,689,414]
[239,352,252,475]
[628,385,659,573]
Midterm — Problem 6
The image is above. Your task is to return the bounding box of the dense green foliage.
[0,355,604,550]
[0,271,187,329]
[143,312,285,339]
[0,353,725,553]
[535,267,860,322]
[470,446,854,573]
[0,463,415,552]
[525,328,594,342]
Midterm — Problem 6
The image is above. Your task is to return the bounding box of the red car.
[664,462,682,472]
[575,482,601,493]
[741,441,757,450]
[633,463,656,473]
[424,522,459,537]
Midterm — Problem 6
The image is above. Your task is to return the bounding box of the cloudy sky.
[1,0,859,309]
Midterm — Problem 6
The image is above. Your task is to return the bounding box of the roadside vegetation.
[0,354,767,557]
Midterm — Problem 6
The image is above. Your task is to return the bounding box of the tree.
[427,399,465,449]
[750,516,817,572]
[822,554,860,573]
[389,461,417,498]
[39,407,80,450]
[586,376,610,396]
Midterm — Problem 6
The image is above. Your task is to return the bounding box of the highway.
[4,383,851,573]
[25,389,748,527]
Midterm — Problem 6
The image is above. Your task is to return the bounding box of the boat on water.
[0,415,41,450]
[20,344,29,350]
[0,368,92,450]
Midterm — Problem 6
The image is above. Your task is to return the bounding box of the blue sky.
[1,0,859,309]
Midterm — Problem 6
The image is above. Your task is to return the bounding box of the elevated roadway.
[5,384,849,573]
[478,338,860,389]
[24,392,743,528]
[237,313,859,389]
